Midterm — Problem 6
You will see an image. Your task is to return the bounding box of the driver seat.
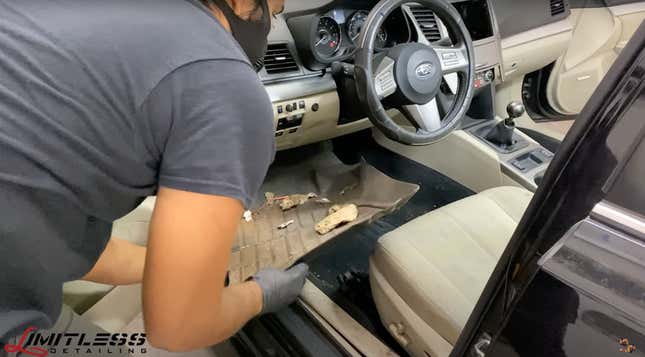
[369,186,532,357]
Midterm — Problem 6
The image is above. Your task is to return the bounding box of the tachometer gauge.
[347,10,388,47]
[314,17,341,58]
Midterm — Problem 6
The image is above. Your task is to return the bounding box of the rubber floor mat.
[228,159,419,284]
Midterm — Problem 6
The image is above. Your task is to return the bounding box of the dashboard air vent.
[263,43,299,75]
[550,0,566,16]
[409,6,442,42]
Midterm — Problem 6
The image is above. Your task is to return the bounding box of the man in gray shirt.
[0,0,308,352]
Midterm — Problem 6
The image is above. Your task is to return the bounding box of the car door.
[547,0,645,115]
[451,21,645,357]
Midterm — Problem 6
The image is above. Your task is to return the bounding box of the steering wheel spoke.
[433,44,469,75]
[373,56,398,99]
[401,100,442,132]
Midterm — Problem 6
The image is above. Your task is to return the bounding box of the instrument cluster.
[312,7,411,62]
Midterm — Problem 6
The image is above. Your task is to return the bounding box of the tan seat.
[369,186,532,357]
[62,197,156,314]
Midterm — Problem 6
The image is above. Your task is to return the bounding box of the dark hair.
[200,0,262,12]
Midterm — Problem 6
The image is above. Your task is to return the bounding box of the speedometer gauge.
[314,17,341,58]
[347,10,388,48]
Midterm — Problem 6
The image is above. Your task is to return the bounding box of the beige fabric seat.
[369,186,532,357]
[62,197,156,314]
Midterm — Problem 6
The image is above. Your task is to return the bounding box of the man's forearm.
[145,278,263,352]
[82,237,146,285]
[177,281,262,350]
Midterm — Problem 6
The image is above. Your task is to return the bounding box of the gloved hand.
[252,263,309,314]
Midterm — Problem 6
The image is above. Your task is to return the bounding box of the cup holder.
[534,173,544,186]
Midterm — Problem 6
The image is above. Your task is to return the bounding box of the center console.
[468,102,554,190]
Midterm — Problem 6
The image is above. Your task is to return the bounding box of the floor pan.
[227,150,419,284]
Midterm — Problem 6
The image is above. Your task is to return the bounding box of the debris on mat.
[619,338,637,353]
[340,184,357,196]
[243,210,253,222]
[278,193,318,211]
[277,220,295,230]
[315,204,359,235]
[259,191,360,234]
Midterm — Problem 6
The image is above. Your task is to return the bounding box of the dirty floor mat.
[227,152,419,284]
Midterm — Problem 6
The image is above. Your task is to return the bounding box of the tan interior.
[373,119,543,194]
[497,2,645,142]
[271,91,373,151]
[547,3,645,114]
[370,186,533,357]
[494,19,574,140]
[62,198,155,319]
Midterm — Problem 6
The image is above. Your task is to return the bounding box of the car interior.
[60,0,645,356]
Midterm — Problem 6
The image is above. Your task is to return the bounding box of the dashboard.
[261,0,508,151]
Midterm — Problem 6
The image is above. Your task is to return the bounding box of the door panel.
[548,1,645,115]
[494,20,574,141]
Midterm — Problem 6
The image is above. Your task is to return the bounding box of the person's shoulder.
[174,59,272,119]
[149,59,272,125]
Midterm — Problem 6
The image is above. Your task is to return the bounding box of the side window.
[603,85,645,217]
[605,138,645,216]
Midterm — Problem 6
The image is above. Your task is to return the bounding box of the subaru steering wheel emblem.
[415,62,434,78]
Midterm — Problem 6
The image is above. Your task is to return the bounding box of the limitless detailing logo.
[4,327,147,356]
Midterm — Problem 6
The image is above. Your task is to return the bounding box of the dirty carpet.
[227,152,419,284]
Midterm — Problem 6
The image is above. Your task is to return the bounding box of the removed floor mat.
[228,160,419,284]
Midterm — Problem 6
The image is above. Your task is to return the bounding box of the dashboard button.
[299,100,306,109]
[277,118,287,130]
[277,105,283,114]
[442,52,457,60]
[275,131,284,137]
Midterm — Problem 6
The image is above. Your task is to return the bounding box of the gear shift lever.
[485,101,525,148]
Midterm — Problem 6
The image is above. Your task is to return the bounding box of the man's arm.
[142,187,262,352]
[82,237,146,285]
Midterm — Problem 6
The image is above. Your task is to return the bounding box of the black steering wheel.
[354,0,476,145]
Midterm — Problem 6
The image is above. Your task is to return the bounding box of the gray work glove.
[252,263,309,314]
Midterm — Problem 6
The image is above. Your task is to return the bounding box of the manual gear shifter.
[485,101,525,148]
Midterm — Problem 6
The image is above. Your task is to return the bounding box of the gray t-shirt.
[0,0,275,340]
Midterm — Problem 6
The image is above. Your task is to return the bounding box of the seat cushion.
[62,197,156,313]
[371,186,532,345]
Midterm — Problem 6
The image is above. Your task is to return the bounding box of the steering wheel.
[354,0,476,145]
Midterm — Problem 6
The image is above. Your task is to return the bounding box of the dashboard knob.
[484,70,494,82]
[286,104,293,112]
[312,103,320,112]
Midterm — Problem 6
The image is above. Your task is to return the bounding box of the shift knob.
[507,101,525,119]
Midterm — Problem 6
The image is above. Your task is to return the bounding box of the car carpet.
[301,140,475,351]
[227,149,419,284]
